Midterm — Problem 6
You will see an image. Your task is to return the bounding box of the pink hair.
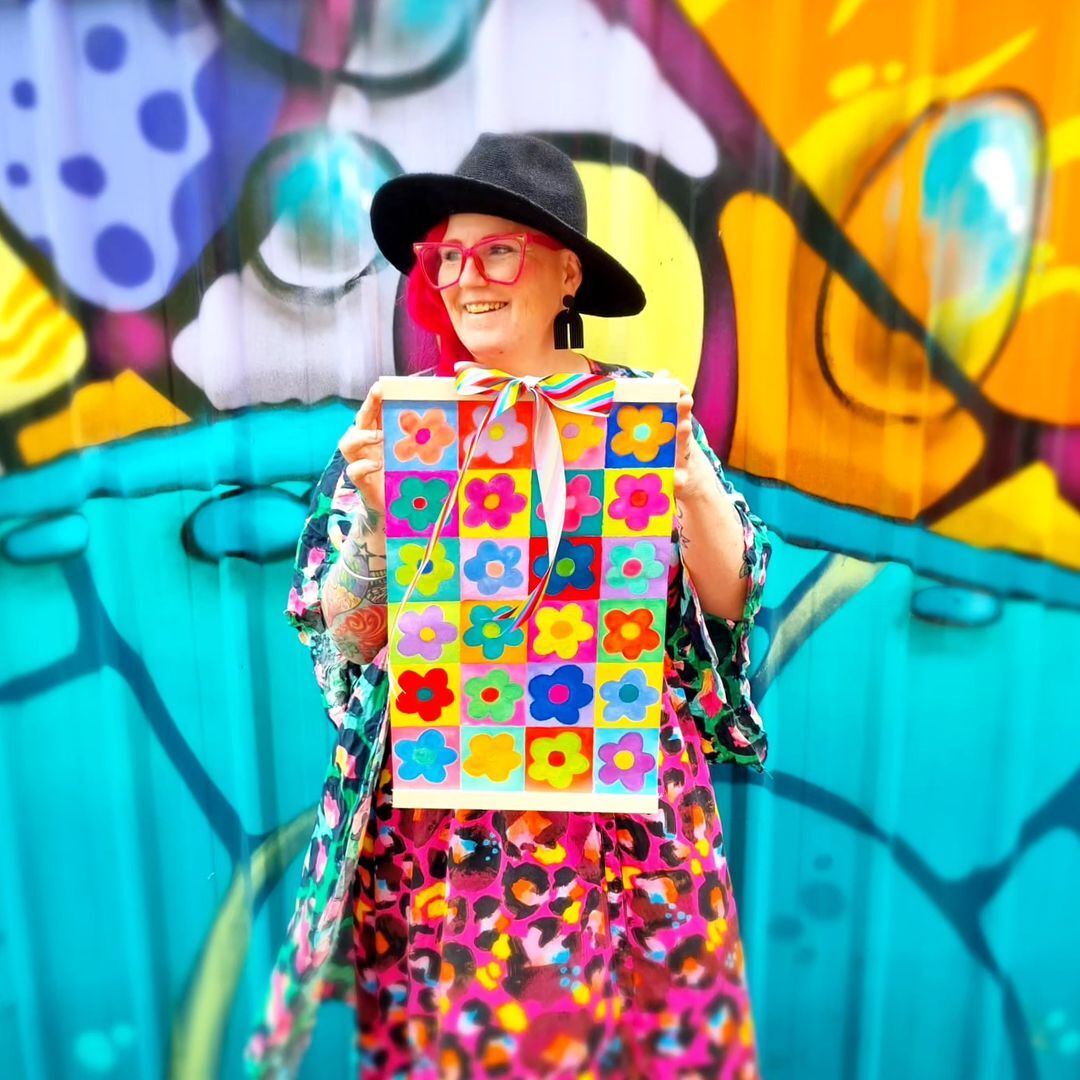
[404,220,472,376]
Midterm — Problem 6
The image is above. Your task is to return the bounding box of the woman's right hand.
[339,381,385,516]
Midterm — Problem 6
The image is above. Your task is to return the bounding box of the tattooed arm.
[673,388,754,623]
[319,502,389,665]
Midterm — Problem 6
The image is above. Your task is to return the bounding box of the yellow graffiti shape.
[932,462,1080,571]
[575,162,703,391]
[17,369,190,466]
[0,240,86,415]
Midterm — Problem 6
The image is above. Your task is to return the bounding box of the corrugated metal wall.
[0,2,1077,1078]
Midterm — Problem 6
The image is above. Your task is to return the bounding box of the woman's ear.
[562,250,583,296]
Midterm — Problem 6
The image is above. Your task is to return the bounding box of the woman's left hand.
[673,386,715,505]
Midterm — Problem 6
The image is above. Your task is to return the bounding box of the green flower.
[464,669,524,724]
[394,541,455,597]
[606,541,666,596]
[390,475,450,532]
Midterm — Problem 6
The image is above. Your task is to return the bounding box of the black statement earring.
[553,294,584,350]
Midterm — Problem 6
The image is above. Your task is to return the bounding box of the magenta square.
[526,599,598,665]
[385,471,459,539]
[461,664,527,726]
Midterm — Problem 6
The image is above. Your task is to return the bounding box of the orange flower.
[610,405,676,463]
[395,408,456,465]
[602,608,661,661]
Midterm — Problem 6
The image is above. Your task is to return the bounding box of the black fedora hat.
[369,133,646,317]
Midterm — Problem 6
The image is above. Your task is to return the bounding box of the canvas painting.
[381,373,679,812]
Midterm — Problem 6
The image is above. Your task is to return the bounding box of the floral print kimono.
[245,361,772,1079]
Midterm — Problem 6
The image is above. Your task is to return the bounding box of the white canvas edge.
[390,788,660,812]
[379,374,682,403]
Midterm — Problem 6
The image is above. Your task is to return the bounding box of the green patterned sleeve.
[284,446,364,730]
[666,417,772,771]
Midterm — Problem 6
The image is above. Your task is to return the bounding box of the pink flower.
[308,547,326,570]
[463,473,527,529]
[322,790,341,830]
[609,473,671,531]
[313,840,328,883]
[295,903,314,975]
[538,473,601,531]
[286,585,306,616]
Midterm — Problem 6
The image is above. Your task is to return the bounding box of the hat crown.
[454,133,587,234]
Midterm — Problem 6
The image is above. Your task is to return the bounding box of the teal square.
[387,537,460,602]
[530,470,604,538]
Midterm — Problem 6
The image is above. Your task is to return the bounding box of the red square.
[524,727,594,794]
[527,536,601,602]
[458,399,534,469]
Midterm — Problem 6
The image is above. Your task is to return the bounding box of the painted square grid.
[381,375,679,812]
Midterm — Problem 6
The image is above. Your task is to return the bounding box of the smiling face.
[438,212,582,367]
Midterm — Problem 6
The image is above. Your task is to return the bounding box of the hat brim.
[369,173,645,317]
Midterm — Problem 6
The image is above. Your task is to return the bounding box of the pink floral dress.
[245,361,772,1079]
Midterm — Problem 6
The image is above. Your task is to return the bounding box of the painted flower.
[463,732,523,782]
[463,605,525,660]
[394,541,455,597]
[528,664,594,725]
[464,669,525,724]
[609,404,676,463]
[531,540,595,596]
[396,605,456,661]
[602,608,661,661]
[556,412,605,464]
[532,603,594,661]
[599,669,661,723]
[463,540,524,596]
[597,732,656,791]
[608,473,671,531]
[606,541,666,596]
[396,729,458,783]
[389,475,450,532]
[537,473,601,532]
[527,731,591,789]
[396,668,455,723]
[463,473,527,530]
[395,408,456,466]
[468,405,529,465]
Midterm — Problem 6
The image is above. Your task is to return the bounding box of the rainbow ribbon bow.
[390,363,615,669]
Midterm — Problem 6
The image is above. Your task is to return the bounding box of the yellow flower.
[555,409,605,464]
[532,603,594,660]
[528,732,590,789]
[610,404,676,463]
[463,732,522,782]
[395,541,455,597]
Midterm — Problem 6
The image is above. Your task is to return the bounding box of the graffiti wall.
[1,1,1077,1077]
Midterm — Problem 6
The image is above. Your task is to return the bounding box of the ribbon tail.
[500,387,566,630]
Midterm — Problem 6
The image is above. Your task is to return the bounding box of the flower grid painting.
[383,383,677,811]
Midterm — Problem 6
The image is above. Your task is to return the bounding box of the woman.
[246,134,772,1079]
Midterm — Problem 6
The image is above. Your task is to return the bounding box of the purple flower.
[597,732,656,791]
[396,605,456,661]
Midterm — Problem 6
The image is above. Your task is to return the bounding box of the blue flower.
[531,539,595,597]
[463,540,524,596]
[463,604,524,660]
[599,669,660,723]
[529,664,594,725]
[395,729,458,783]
